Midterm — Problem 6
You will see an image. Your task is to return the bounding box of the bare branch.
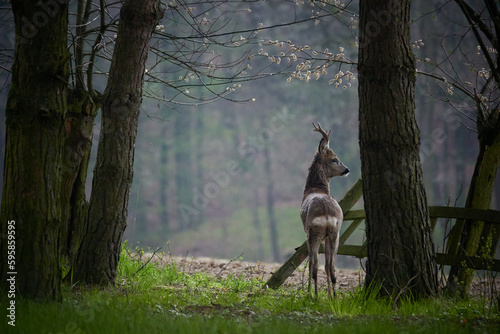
[455,0,500,86]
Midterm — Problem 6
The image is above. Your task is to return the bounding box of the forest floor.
[17,250,500,334]
[170,255,364,291]
[147,253,499,298]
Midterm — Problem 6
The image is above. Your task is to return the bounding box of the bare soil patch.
[158,255,364,292]
[146,254,499,297]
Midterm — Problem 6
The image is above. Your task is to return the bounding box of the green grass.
[5,246,500,334]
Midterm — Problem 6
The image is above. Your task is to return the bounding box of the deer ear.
[318,137,329,154]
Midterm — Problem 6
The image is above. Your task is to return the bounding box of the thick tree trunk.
[72,0,164,285]
[358,0,438,298]
[0,0,70,300]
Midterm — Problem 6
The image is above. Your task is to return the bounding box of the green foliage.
[8,246,499,334]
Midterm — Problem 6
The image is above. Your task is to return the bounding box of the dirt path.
[145,254,499,297]
[157,255,365,291]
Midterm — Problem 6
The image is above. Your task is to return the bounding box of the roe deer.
[301,122,349,299]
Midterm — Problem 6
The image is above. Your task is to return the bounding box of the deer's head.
[312,122,350,179]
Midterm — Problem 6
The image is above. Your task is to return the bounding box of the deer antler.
[312,122,331,143]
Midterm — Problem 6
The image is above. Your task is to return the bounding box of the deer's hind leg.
[325,233,337,298]
[306,228,322,299]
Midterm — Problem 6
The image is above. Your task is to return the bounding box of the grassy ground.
[5,247,500,334]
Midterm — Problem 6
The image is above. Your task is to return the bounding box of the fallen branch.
[216,253,244,278]
[133,247,162,276]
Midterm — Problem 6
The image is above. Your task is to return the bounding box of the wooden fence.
[265,179,500,290]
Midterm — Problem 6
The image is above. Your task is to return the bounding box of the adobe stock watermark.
[7,0,67,46]
[6,220,16,327]
[382,109,464,188]
[61,116,94,176]
[178,108,296,225]
[358,0,399,49]
[419,110,463,164]
[46,301,102,334]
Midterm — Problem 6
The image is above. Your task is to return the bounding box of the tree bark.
[446,112,500,295]
[72,0,164,285]
[61,0,103,263]
[0,0,70,300]
[62,89,100,263]
[358,0,438,298]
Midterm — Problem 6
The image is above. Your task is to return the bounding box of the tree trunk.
[252,183,264,260]
[174,111,194,230]
[72,0,164,285]
[358,0,438,298]
[0,0,70,300]
[61,0,104,263]
[446,115,500,295]
[263,130,280,262]
[445,0,500,295]
[62,90,100,263]
[160,123,170,232]
[194,111,205,228]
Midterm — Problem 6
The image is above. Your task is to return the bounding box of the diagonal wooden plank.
[339,219,364,246]
[264,179,363,290]
[344,210,366,220]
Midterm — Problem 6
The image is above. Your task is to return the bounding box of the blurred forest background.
[0,0,498,267]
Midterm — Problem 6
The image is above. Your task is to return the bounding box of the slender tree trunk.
[61,0,103,262]
[446,119,500,295]
[72,0,164,285]
[174,112,194,230]
[252,183,264,260]
[445,0,500,294]
[495,174,500,211]
[194,111,205,227]
[160,123,170,232]
[62,90,100,263]
[0,0,70,300]
[263,133,280,262]
[358,0,438,298]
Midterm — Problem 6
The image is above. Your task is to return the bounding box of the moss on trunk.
[446,117,500,295]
